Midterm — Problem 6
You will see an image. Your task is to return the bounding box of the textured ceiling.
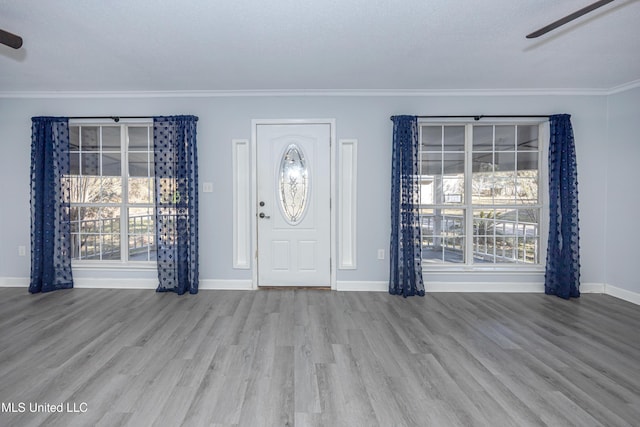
[1,0,639,93]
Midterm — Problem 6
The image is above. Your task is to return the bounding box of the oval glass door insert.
[278,144,309,225]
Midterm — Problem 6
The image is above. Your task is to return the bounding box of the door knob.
[259,212,270,219]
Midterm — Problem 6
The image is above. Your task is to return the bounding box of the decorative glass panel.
[278,144,309,225]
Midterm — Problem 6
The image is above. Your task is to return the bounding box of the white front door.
[256,122,331,287]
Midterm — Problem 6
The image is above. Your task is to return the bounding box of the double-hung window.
[68,121,156,263]
[419,121,545,267]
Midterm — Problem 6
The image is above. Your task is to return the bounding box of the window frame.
[418,118,549,272]
[68,118,156,270]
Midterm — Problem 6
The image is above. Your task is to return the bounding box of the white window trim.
[418,118,549,273]
[71,260,157,272]
[69,118,157,272]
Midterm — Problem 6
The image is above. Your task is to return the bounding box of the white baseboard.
[200,279,253,290]
[0,277,253,291]
[0,277,28,287]
[339,281,546,293]
[334,281,635,302]
[336,280,546,293]
[336,281,387,292]
[605,284,640,305]
[2,277,638,305]
[75,278,254,291]
[579,282,606,293]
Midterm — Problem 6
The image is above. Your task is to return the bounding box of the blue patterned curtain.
[153,116,199,295]
[389,115,425,297]
[29,117,74,293]
[545,114,580,299]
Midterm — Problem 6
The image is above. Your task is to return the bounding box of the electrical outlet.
[18,246,26,256]
[377,249,385,260]
[202,182,213,193]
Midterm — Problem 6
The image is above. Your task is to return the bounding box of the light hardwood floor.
[0,288,639,427]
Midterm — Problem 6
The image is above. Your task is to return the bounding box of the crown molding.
[607,79,640,95]
[0,84,636,99]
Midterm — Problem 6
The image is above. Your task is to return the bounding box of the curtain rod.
[69,116,152,122]
[390,115,550,121]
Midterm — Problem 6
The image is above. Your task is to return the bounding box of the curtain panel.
[389,115,425,297]
[29,117,74,293]
[153,115,199,295]
[545,114,580,299]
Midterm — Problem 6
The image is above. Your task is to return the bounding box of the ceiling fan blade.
[0,28,23,49]
[526,0,615,38]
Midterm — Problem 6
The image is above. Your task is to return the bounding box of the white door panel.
[256,123,331,287]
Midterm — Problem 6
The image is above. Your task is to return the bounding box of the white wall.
[0,93,610,290]
[605,86,640,297]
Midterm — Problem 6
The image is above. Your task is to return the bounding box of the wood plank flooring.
[0,288,639,426]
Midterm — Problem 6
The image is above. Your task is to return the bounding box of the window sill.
[72,261,157,272]
[422,264,544,274]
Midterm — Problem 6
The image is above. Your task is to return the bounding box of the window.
[68,122,156,263]
[419,122,544,266]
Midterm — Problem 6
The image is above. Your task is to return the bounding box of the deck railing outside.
[421,213,539,264]
[71,214,155,261]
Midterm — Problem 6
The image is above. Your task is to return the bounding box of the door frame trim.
[250,119,337,290]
